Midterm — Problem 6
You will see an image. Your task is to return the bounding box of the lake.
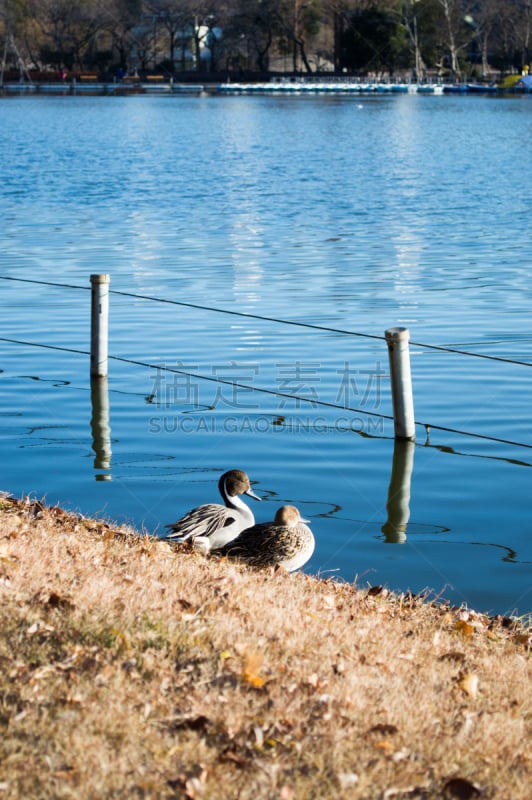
[0,92,531,617]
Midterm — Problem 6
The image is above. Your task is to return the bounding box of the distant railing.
[0,274,531,451]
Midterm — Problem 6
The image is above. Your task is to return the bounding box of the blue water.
[0,93,531,617]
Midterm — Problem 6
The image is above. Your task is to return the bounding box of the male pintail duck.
[165,469,261,553]
[219,505,315,572]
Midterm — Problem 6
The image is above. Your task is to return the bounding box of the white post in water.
[90,274,110,378]
[385,327,415,441]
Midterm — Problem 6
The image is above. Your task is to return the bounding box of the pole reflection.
[90,377,112,481]
[382,439,415,544]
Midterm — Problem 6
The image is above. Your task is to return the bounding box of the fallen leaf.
[168,715,210,732]
[306,672,320,689]
[45,591,74,611]
[219,650,233,661]
[457,711,478,741]
[219,749,248,767]
[167,766,207,799]
[280,787,294,800]
[322,593,336,610]
[458,673,479,699]
[383,782,429,799]
[338,772,359,789]
[53,767,78,781]
[391,748,410,762]
[439,651,466,663]
[367,723,399,736]
[454,620,474,638]
[367,585,386,597]
[112,629,131,650]
[253,725,264,748]
[0,543,17,564]
[154,541,174,556]
[241,652,265,688]
[374,738,395,754]
[27,621,55,637]
[443,777,483,798]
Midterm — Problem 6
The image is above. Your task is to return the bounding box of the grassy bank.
[0,494,530,799]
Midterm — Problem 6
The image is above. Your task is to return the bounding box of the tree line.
[1,1,531,80]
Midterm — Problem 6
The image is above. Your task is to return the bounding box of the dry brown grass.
[0,495,530,800]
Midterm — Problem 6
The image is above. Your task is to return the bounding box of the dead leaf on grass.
[112,628,132,650]
[32,589,74,611]
[458,672,479,699]
[167,766,207,799]
[0,543,17,564]
[306,672,320,689]
[383,781,430,799]
[456,711,479,741]
[374,738,396,754]
[52,766,78,781]
[167,715,210,733]
[27,621,55,637]
[280,787,295,800]
[367,723,399,736]
[454,620,474,638]
[442,777,483,798]
[219,649,233,661]
[322,593,336,610]
[241,652,266,688]
[154,541,175,557]
[219,749,248,767]
[338,772,359,789]
[439,651,466,663]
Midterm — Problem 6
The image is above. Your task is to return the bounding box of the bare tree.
[434,0,475,77]
[230,0,280,72]
[145,0,194,70]
[400,0,427,78]
[27,0,103,71]
[4,0,532,78]
[507,0,532,67]
[275,0,323,72]
[100,0,143,73]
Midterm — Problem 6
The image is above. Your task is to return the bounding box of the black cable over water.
[0,276,90,292]
[1,335,532,451]
[110,289,532,368]
[1,275,531,368]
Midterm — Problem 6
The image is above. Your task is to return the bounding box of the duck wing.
[222,522,315,570]
[165,503,236,541]
[220,522,299,566]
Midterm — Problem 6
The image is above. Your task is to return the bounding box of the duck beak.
[300,517,310,524]
[245,487,262,501]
